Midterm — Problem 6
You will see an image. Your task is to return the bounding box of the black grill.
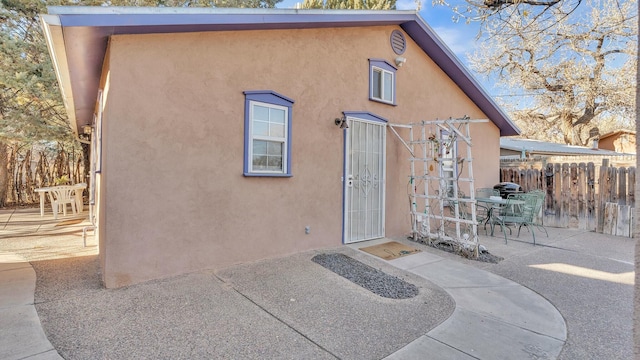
[493,182,523,199]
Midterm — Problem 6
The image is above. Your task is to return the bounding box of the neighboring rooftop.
[599,130,636,140]
[500,137,631,157]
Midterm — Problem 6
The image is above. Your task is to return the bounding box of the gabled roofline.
[599,130,636,140]
[40,8,520,137]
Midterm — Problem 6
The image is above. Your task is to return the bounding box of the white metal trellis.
[388,117,489,257]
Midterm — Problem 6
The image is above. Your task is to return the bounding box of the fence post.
[618,167,627,205]
[553,163,562,227]
[544,163,555,227]
[578,163,586,229]
[610,165,618,204]
[586,162,597,231]
[569,163,578,226]
[628,167,636,208]
[597,159,610,233]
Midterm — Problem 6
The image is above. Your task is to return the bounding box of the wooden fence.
[500,159,635,237]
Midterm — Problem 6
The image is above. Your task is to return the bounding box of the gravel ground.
[311,253,419,299]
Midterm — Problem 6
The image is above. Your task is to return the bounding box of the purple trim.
[368,58,397,72]
[243,173,294,178]
[399,21,519,136]
[343,111,388,124]
[368,59,397,105]
[43,9,519,136]
[243,90,295,106]
[55,12,416,28]
[243,90,294,177]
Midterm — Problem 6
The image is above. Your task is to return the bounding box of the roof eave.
[401,18,520,137]
[40,14,79,138]
[40,8,520,137]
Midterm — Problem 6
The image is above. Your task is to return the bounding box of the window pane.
[253,140,267,155]
[253,121,269,136]
[270,124,285,137]
[252,155,268,169]
[270,108,286,124]
[253,105,269,121]
[372,70,382,99]
[267,141,283,155]
[252,140,283,172]
[383,72,393,101]
[267,155,283,170]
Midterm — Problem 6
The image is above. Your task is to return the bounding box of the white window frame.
[248,101,288,174]
[369,59,397,105]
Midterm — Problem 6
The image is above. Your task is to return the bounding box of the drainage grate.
[312,253,418,299]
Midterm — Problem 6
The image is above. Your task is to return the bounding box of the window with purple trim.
[243,91,294,177]
[369,59,396,105]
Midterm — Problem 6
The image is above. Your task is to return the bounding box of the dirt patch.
[410,237,504,264]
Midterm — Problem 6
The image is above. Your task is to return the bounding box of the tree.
[467,0,637,145]
[433,0,583,25]
[0,0,285,206]
[301,0,395,10]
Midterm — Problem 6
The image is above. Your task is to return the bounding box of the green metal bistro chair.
[490,193,538,245]
[448,191,491,235]
[528,189,549,237]
[475,187,500,232]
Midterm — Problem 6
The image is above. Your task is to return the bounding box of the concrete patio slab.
[427,307,565,360]
[384,335,477,360]
[446,285,566,340]
[402,258,517,288]
[0,300,60,360]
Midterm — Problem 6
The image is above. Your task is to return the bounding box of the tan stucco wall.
[99,26,501,287]
[600,134,636,154]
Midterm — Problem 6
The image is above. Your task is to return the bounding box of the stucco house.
[598,130,636,154]
[41,7,519,288]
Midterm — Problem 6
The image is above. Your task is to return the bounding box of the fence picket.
[629,167,636,208]
[577,163,586,229]
[500,159,635,237]
[603,202,616,235]
[586,162,597,231]
[616,205,632,237]
[597,160,610,233]
[618,167,627,205]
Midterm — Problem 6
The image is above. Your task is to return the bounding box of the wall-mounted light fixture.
[334,116,348,129]
[82,124,93,135]
[395,56,407,67]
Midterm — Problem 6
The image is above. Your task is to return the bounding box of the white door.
[343,117,386,244]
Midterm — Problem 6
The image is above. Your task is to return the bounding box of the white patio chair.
[49,186,77,219]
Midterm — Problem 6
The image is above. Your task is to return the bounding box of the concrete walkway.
[0,251,62,360]
[0,204,569,360]
[350,240,567,360]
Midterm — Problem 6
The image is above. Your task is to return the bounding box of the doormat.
[359,241,421,260]
[55,219,85,227]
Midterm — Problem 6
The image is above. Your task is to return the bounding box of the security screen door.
[343,117,386,244]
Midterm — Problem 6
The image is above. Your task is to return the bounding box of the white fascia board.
[40,14,78,137]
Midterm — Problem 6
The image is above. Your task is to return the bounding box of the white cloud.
[430,26,478,60]
[396,0,422,10]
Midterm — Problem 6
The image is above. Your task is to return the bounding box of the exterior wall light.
[395,56,407,67]
[335,117,348,129]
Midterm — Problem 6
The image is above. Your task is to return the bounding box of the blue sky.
[275,0,491,92]
[275,0,480,59]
